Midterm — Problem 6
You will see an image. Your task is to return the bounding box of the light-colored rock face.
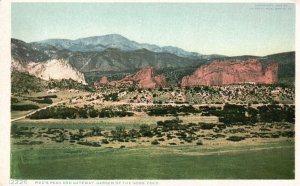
[12,58,86,84]
[94,66,168,88]
[181,59,279,87]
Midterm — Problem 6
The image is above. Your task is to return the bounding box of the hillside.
[11,71,47,94]
[11,71,92,94]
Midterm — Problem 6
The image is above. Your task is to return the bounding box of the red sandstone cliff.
[94,66,167,89]
[181,59,279,87]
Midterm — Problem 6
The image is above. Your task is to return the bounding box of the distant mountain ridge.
[30,34,225,59]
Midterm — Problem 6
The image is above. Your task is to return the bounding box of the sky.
[12,3,295,56]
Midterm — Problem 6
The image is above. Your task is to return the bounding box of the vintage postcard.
[0,0,299,185]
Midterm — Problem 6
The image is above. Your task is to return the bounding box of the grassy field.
[12,114,218,130]
[11,111,33,119]
[11,141,294,179]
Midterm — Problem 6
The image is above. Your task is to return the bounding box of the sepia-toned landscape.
[10,3,295,179]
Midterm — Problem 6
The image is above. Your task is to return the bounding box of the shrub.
[77,141,101,147]
[104,93,119,101]
[37,95,57,99]
[217,124,226,130]
[158,138,165,141]
[11,98,19,103]
[89,109,99,118]
[33,98,53,104]
[196,140,203,145]
[101,139,109,144]
[78,108,88,118]
[111,126,127,140]
[199,123,215,130]
[226,136,245,142]
[184,137,193,143]
[282,131,294,138]
[139,124,152,137]
[98,110,134,118]
[151,140,160,145]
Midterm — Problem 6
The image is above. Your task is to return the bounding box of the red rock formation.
[181,59,279,87]
[154,75,167,88]
[264,63,279,84]
[94,66,168,88]
[93,76,109,86]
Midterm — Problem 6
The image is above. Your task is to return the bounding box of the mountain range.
[30,34,224,60]
[11,34,295,88]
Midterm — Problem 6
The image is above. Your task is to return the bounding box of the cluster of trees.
[257,105,294,123]
[148,103,292,125]
[27,107,77,119]
[98,110,134,118]
[155,119,205,143]
[217,104,250,125]
[157,118,184,131]
[14,140,43,145]
[32,97,53,104]
[198,104,295,125]
[110,125,153,142]
[103,93,119,101]
[47,79,93,92]
[147,105,200,116]
[199,106,222,116]
[27,106,134,119]
[108,119,204,144]
[11,104,39,111]
[11,125,35,138]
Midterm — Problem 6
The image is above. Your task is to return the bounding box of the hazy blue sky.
[12,3,295,56]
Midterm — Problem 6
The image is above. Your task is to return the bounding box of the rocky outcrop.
[94,66,167,88]
[94,76,109,86]
[12,58,86,84]
[181,59,278,87]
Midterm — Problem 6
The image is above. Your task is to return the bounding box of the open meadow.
[11,140,294,179]
[10,84,295,179]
